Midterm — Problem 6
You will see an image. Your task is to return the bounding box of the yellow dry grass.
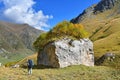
[0,65,119,80]
[17,53,37,66]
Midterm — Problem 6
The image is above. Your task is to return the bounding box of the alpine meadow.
[0,0,120,80]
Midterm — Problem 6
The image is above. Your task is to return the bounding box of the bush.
[33,21,89,50]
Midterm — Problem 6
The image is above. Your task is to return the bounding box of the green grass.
[93,31,120,70]
[0,49,34,65]
[94,31,120,57]
[76,11,120,80]
[0,65,119,80]
[78,9,120,61]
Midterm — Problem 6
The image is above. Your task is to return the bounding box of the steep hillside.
[0,21,43,64]
[71,0,120,57]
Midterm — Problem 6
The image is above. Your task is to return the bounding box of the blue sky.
[0,0,100,31]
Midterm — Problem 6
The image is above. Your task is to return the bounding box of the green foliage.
[0,49,33,65]
[33,32,47,50]
[33,21,89,50]
[51,21,89,38]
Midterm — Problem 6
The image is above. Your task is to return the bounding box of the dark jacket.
[28,59,34,68]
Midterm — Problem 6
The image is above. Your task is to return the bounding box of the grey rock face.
[37,38,94,68]
[71,0,118,23]
[71,6,95,23]
[94,0,117,13]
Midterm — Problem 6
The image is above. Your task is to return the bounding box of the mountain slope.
[71,0,120,24]
[71,0,120,57]
[0,21,44,64]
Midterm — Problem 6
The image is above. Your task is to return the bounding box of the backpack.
[28,59,34,68]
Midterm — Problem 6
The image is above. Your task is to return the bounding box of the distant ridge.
[0,20,44,63]
[71,0,119,23]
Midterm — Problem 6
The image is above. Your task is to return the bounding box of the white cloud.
[0,0,53,30]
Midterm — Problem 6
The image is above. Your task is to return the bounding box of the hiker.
[27,59,34,75]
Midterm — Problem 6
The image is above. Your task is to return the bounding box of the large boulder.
[37,38,94,68]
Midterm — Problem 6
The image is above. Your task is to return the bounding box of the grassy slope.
[0,65,119,80]
[0,49,33,65]
[79,9,120,69]
[17,53,37,67]
[93,17,120,57]
[0,21,42,65]
[94,31,120,57]
[80,9,120,56]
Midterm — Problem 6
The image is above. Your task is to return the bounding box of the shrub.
[33,21,89,50]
